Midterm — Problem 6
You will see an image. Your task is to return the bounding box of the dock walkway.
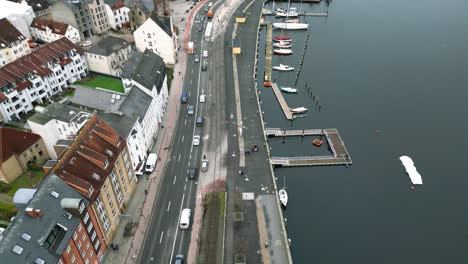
[264,24,273,85]
[267,128,352,167]
[270,83,294,120]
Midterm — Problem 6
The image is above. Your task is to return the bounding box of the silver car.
[201,159,209,172]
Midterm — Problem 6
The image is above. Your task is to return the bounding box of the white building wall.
[0,39,31,67]
[134,19,175,65]
[0,0,36,39]
[30,25,81,44]
[86,44,131,77]
[105,5,129,30]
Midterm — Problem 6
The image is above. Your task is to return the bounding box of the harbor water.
[257,0,468,263]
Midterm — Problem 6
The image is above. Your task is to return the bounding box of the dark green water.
[257,0,468,263]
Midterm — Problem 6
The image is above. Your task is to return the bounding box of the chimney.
[25,208,44,219]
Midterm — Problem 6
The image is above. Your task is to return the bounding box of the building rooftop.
[31,18,70,35]
[0,0,33,17]
[86,36,131,57]
[0,127,41,163]
[8,0,51,12]
[98,112,138,139]
[0,18,26,48]
[71,84,125,111]
[107,85,152,121]
[127,0,151,15]
[28,103,92,126]
[0,174,88,263]
[150,14,172,36]
[122,49,165,93]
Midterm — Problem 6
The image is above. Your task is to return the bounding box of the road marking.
[182,135,184,142]
[184,184,187,191]
[159,232,164,244]
[184,119,187,126]
[169,193,185,262]
[178,154,181,162]
[189,154,192,160]
[167,201,171,212]
[173,176,177,184]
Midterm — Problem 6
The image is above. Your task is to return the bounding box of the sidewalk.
[103,1,206,263]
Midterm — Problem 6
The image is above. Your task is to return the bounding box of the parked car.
[203,50,208,58]
[199,94,206,103]
[175,254,184,264]
[188,167,198,179]
[201,159,209,172]
[208,1,213,7]
[202,62,208,71]
[193,135,200,145]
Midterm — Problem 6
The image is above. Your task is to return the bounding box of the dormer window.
[104,159,109,168]
[116,137,121,146]
[88,186,94,196]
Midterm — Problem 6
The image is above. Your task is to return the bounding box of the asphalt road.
[138,2,227,263]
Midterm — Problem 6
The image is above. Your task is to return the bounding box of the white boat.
[279,189,288,207]
[399,156,423,185]
[275,7,299,18]
[273,22,308,30]
[274,49,292,55]
[281,87,297,93]
[290,107,307,113]
[273,64,294,71]
[285,19,300,23]
[274,42,292,48]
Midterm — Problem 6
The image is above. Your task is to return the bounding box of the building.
[128,0,150,32]
[50,114,137,244]
[0,38,88,122]
[87,0,111,35]
[49,0,94,39]
[30,18,81,44]
[0,127,50,184]
[0,18,31,67]
[0,174,107,263]
[85,36,132,77]
[134,13,176,65]
[27,103,93,159]
[104,0,129,30]
[0,0,36,39]
[8,0,52,19]
[118,49,169,154]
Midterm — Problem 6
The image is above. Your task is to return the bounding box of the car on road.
[201,159,209,172]
[179,209,191,229]
[193,135,200,146]
[188,167,198,179]
[202,50,208,58]
[175,254,184,264]
[199,94,206,103]
[187,105,194,115]
[208,1,213,7]
[181,92,188,103]
[197,25,203,32]
[194,54,200,63]
[202,62,207,71]
[82,40,92,47]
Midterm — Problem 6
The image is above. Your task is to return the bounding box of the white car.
[203,50,208,58]
[82,40,92,47]
[201,159,209,172]
[208,2,213,7]
[193,135,200,146]
[199,94,206,103]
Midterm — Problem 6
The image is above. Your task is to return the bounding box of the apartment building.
[0,38,88,122]
[51,114,137,243]
[85,36,132,77]
[0,174,107,263]
[8,0,52,19]
[104,0,129,30]
[30,18,82,44]
[87,0,110,35]
[0,18,31,67]
[50,0,93,39]
[0,0,36,38]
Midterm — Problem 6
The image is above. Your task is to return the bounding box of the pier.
[266,128,352,167]
[264,24,273,86]
[270,83,294,120]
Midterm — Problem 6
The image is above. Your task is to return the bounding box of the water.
[258,0,468,263]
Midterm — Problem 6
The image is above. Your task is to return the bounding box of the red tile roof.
[0,127,41,163]
[0,18,26,48]
[31,18,70,36]
[51,114,126,201]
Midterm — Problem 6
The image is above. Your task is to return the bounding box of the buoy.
[410,186,415,190]
[312,139,323,147]
[375,130,381,134]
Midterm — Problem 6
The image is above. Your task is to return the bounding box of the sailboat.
[273,64,294,71]
[281,87,298,93]
[273,36,292,42]
[274,49,292,55]
[274,42,292,48]
[279,189,288,207]
[290,107,308,113]
[273,22,308,30]
[275,7,299,17]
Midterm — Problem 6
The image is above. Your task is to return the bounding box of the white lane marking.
[189,154,192,160]
[159,232,164,244]
[167,201,171,212]
[169,193,185,263]
[184,184,187,191]
[182,135,184,142]
[185,119,187,126]
[173,176,177,184]
[178,154,181,162]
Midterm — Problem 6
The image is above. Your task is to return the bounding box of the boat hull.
[273,23,308,30]
[273,36,292,41]
[274,49,292,55]
[279,189,288,207]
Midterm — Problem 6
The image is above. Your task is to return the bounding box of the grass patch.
[77,75,124,93]
[166,68,174,91]
[66,89,75,97]
[0,201,17,222]
[3,123,25,130]
[0,169,45,197]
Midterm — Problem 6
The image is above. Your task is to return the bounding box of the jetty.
[266,128,352,167]
[270,83,294,120]
[264,24,273,86]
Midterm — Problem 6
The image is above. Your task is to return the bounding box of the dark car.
[197,25,203,32]
[181,92,188,103]
[188,167,198,179]
[202,62,207,71]
[175,254,184,264]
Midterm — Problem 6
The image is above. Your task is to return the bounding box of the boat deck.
[268,128,352,167]
[270,83,294,120]
[264,24,273,84]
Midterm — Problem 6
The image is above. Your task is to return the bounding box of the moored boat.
[279,189,288,207]
[273,64,294,71]
[274,42,292,48]
[274,49,292,55]
[281,87,297,93]
[273,22,308,30]
[273,36,292,42]
[290,107,307,113]
[275,7,299,18]
[399,156,423,185]
[285,19,300,23]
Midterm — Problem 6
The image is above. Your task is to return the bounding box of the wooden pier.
[267,128,352,167]
[270,83,294,120]
[264,24,273,85]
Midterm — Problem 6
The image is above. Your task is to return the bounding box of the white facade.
[0,0,36,38]
[30,22,81,44]
[105,5,129,30]
[134,17,176,65]
[0,39,31,67]
[88,0,110,35]
[85,41,132,77]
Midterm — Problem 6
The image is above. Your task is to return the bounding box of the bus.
[187,41,194,54]
[205,22,213,41]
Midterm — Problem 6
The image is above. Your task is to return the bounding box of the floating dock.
[264,24,273,86]
[270,83,294,120]
[267,128,352,167]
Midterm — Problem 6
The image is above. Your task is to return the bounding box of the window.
[82,233,86,241]
[89,250,94,258]
[83,212,90,224]
[86,242,90,249]
[66,245,71,254]
[35,143,39,149]
[78,223,83,231]
[77,241,82,249]
[39,150,44,157]
[87,222,93,233]
[73,231,78,240]
[71,255,76,263]
[91,231,96,241]
[81,250,86,258]
[94,240,100,251]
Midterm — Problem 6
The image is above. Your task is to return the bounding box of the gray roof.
[0,174,88,263]
[28,103,92,125]
[98,112,138,138]
[8,0,51,12]
[86,36,131,56]
[71,84,125,111]
[106,86,152,121]
[150,14,172,36]
[122,49,166,93]
[60,0,92,10]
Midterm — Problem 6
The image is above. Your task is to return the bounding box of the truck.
[145,153,158,173]
[187,41,194,54]
[207,9,213,19]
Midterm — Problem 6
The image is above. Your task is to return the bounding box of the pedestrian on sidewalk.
[144,189,148,195]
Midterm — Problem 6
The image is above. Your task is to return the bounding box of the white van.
[145,153,157,173]
[179,209,191,229]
